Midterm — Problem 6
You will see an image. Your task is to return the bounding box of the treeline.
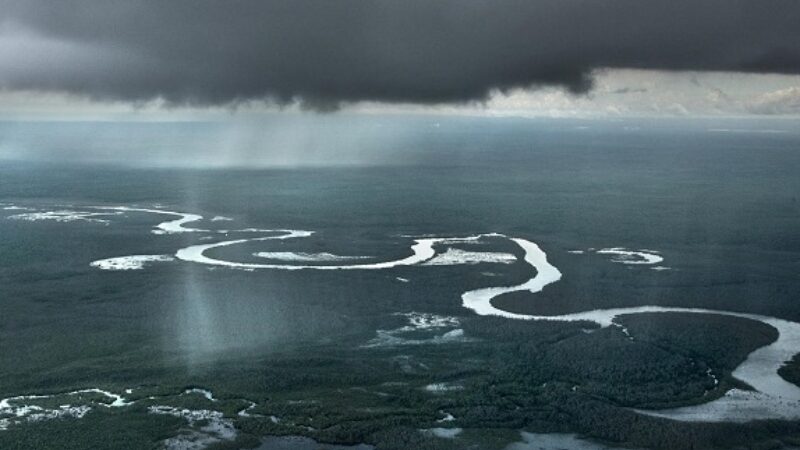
[778,353,800,387]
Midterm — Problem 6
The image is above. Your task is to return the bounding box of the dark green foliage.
[0,408,182,450]
[778,354,800,388]
[619,313,778,373]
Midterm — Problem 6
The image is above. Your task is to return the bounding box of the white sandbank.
[90,254,174,270]
[253,251,370,262]
[8,210,121,224]
[425,383,464,393]
[596,247,664,265]
[438,412,456,422]
[421,248,517,266]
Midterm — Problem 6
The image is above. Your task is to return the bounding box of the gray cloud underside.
[1,0,799,109]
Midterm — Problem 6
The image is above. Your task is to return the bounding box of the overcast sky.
[1,0,799,119]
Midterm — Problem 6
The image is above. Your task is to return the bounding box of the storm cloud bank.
[1,0,799,109]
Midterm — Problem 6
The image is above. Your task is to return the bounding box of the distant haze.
[1,115,798,168]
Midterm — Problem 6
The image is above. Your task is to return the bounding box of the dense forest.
[3,311,797,450]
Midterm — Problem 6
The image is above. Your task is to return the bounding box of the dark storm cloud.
[1,0,799,109]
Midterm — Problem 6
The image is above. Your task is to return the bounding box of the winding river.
[5,204,800,423]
